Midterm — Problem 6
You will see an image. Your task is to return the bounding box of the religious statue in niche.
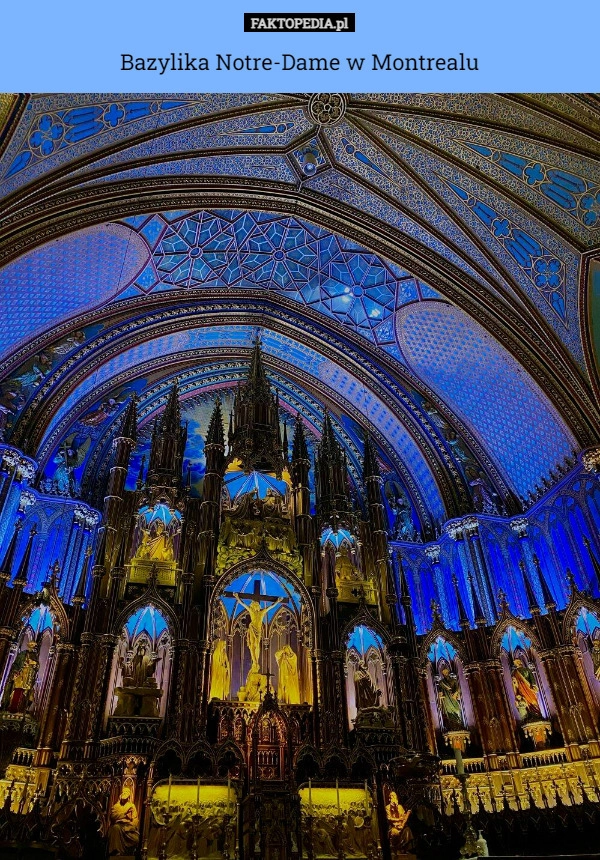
[385,481,418,542]
[510,654,542,721]
[385,789,413,856]
[114,641,162,717]
[108,785,139,856]
[236,591,285,674]
[1,641,39,713]
[136,518,175,563]
[335,543,361,582]
[263,486,284,517]
[353,662,381,710]
[435,664,465,731]
[590,634,600,681]
[49,434,91,497]
[465,465,499,516]
[209,639,231,701]
[275,644,300,704]
[217,492,301,575]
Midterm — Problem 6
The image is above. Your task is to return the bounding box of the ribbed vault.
[0,93,598,532]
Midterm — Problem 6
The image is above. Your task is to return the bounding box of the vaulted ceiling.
[0,93,598,535]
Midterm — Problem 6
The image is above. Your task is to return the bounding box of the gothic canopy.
[0,93,599,535]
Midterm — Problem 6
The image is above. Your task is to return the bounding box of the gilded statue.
[1,641,39,713]
[263,487,284,517]
[245,669,267,702]
[233,592,285,673]
[209,639,231,700]
[386,791,412,854]
[136,519,174,562]
[108,785,139,856]
[335,544,360,582]
[275,644,300,704]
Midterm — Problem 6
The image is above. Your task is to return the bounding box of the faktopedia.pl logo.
[244,13,355,31]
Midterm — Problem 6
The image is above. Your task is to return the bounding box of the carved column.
[84,633,118,757]
[35,642,76,767]
[538,645,600,759]
[463,660,519,767]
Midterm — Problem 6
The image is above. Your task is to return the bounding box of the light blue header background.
[0,0,598,91]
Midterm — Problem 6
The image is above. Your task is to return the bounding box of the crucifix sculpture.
[223,579,289,672]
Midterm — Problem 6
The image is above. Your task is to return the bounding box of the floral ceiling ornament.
[306,93,347,126]
[442,177,567,322]
[462,142,600,230]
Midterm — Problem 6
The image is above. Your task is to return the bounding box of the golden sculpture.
[136,519,174,563]
[209,640,231,700]
[385,791,412,854]
[335,544,359,582]
[108,785,140,855]
[245,669,267,702]
[233,592,285,673]
[275,644,300,704]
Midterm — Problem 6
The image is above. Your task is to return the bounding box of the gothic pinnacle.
[119,395,138,442]
[292,414,309,462]
[452,574,470,627]
[362,432,380,480]
[0,517,23,579]
[532,554,556,609]
[13,524,37,586]
[520,559,540,613]
[206,397,225,447]
[162,382,181,433]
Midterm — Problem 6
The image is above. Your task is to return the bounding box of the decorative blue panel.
[346,625,384,657]
[0,224,148,361]
[4,101,192,179]
[463,143,600,230]
[443,178,567,321]
[396,301,575,498]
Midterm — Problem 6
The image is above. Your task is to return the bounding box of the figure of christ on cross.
[224,579,289,673]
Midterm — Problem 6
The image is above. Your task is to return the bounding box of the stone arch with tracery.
[106,604,172,728]
[345,624,391,728]
[209,568,312,706]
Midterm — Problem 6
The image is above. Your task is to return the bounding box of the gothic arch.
[112,590,181,641]
[419,621,465,665]
[0,179,596,460]
[490,612,541,655]
[212,551,316,649]
[340,607,390,652]
[562,590,600,642]
[19,587,70,643]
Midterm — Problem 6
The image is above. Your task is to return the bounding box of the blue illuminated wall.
[0,447,99,603]
[396,470,600,635]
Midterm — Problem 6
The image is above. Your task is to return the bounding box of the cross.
[263,669,274,695]
[223,578,290,606]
